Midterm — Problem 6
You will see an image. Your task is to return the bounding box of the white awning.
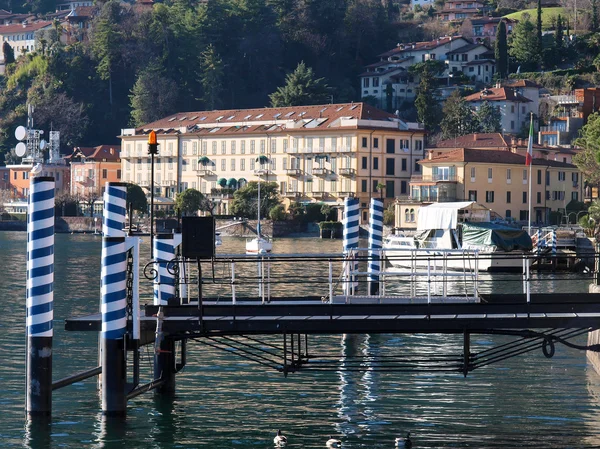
[417,202,490,230]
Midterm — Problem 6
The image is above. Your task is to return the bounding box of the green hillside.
[504,7,566,30]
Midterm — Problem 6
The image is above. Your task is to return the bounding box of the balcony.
[210,187,235,199]
[338,168,356,176]
[312,191,328,198]
[284,168,302,176]
[410,174,459,183]
[196,168,215,177]
[283,191,302,198]
[161,180,176,186]
[312,168,329,176]
[336,191,355,198]
[254,168,272,176]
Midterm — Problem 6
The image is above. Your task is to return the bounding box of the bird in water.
[326,436,342,448]
[395,432,412,448]
[274,429,287,447]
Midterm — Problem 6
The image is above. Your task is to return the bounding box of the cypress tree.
[2,41,14,65]
[495,20,508,79]
[537,0,543,55]
[555,14,564,50]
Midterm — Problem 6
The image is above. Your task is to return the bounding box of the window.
[250,159,255,170]
[361,179,367,192]
[221,141,226,154]
[271,140,277,154]
[468,190,477,201]
[386,139,395,154]
[283,140,288,153]
[572,172,579,186]
[231,141,236,154]
[572,192,579,201]
[117,169,121,179]
[522,192,527,203]
[183,142,188,155]
[401,158,407,171]
[558,171,565,181]
[260,140,265,154]
[241,159,245,171]
[470,167,476,180]
[511,105,515,114]
[506,168,511,183]
[523,169,527,184]
[212,142,217,155]
[414,159,420,173]
[415,140,423,151]
[546,171,550,186]
[506,210,512,218]
[374,138,379,148]
[488,168,492,181]
[363,78,370,88]
[373,180,379,193]
[511,121,515,130]
[373,77,379,87]
[386,158,395,175]
[520,210,529,221]
[373,157,379,170]
[537,169,542,185]
[506,191,511,203]
[386,180,395,198]
[362,157,368,169]
[102,169,107,179]
[241,141,246,154]
[202,142,207,155]
[537,192,541,204]
[251,140,256,154]
[486,191,494,203]
[400,180,407,194]
[231,159,235,170]
[362,137,368,148]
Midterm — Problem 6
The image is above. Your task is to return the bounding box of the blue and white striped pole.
[26,176,55,416]
[343,197,359,295]
[552,229,557,256]
[154,234,175,305]
[367,198,384,296]
[100,182,128,415]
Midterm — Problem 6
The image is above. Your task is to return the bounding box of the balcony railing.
[161,180,176,186]
[196,168,215,176]
[312,168,329,176]
[282,191,302,198]
[336,191,355,197]
[210,188,235,198]
[284,168,302,176]
[254,168,272,176]
[410,174,459,182]
[312,191,328,198]
[409,195,458,202]
[338,168,356,176]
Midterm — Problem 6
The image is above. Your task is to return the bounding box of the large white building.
[119,103,427,222]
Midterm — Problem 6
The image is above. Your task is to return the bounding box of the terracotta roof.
[138,103,408,134]
[378,36,465,58]
[464,59,495,65]
[421,148,576,167]
[433,133,508,149]
[465,87,531,103]
[66,145,120,161]
[0,20,52,34]
[438,8,481,14]
[502,79,542,88]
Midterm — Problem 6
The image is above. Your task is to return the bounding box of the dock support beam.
[154,337,176,395]
[26,176,55,416]
[463,330,471,378]
[100,183,128,415]
[367,198,383,296]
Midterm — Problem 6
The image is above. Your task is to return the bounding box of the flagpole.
[526,112,534,304]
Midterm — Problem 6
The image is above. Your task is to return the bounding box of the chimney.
[428,150,433,160]
[473,133,478,141]
[510,137,516,147]
[496,81,501,89]
[518,138,523,146]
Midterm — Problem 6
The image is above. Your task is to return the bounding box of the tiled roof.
[422,148,576,167]
[137,103,411,135]
[464,59,495,65]
[465,87,531,103]
[433,133,508,149]
[358,67,405,77]
[66,145,120,161]
[0,20,52,34]
[502,79,542,88]
[438,8,481,14]
[378,36,465,58]
[446,43,488,54]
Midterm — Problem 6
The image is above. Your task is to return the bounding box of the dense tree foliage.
[230,181,281,218]
[440,91,477,140]
[573,113,600,188]
[126,183,148,213]
[411,61,444,132]
[476,101,502,133]
[269,62,331,107]
[174,188,205,216]
[509,14,541,72]
[495,21,508,79]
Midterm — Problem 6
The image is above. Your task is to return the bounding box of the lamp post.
[148,131,158,258]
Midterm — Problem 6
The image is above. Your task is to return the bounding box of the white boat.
[384,202,532,272]
[215,232,222,247]
[245,180,272,254]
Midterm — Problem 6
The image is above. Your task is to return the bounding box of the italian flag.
[525,115,533,166]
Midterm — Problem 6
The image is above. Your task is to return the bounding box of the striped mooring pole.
[367,198,384,296]
[101,182,128,415]
[153,234,176,306]
[26,176,55,416]
[343,197,359,295]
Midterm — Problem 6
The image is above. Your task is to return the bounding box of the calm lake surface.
[2,231,600,448]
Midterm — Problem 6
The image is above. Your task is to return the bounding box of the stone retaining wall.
[588,283,600,374]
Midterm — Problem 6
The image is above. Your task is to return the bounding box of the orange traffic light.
[148,131,157,145]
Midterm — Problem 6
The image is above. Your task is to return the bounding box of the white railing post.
[231,261,236,304]
[328,259,333,302]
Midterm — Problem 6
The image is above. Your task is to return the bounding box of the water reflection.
[23,417,51,449]
[92,413,127,449]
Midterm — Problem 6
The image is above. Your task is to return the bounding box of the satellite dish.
[15,142,26,157]
[40,139,47,150]
[15,126,26,141]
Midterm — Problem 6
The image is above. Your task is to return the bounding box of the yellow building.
[410,147,582,225]
[119,103,426,222]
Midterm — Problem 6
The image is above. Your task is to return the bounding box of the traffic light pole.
[148,131,158,260]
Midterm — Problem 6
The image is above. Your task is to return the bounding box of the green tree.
[440,91,477,139]
[269,62,330,107]
[495,20,508,79]
[509,14,541,71]
[476,101,502,133]
[269,204,285,220]
[411,60,443,131]
[536,0,543,55]
[573,113,600,188]
[126,183,148,214]
[230,181,281,218]
[174,188,205,216]
[555,15,564,50]
[200,44,224,111]
[130,67,180,127]
[2,42,14,65]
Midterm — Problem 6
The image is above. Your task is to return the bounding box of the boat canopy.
[417,202,490,230]
[461,222,533,251]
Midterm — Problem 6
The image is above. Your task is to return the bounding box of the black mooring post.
[102,338,126,416]
[283,333,288,377]
[463,330,470,378]
[26,336,52,416]
[154,337,176,395]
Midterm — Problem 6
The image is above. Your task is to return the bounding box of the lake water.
[2,231,600,448]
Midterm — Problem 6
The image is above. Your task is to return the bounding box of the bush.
[304,203,325,222]
[383,205,395,226]
[269,204,285,220]
[318,221,343,238]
